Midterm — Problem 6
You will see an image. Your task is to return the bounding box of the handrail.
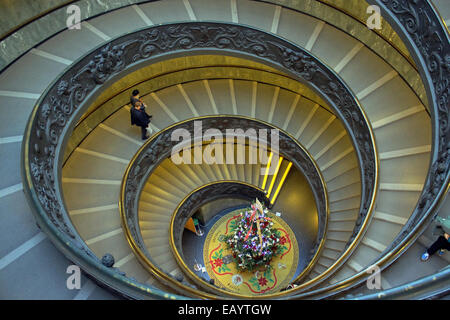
[0,0,76,41]
[22,22,377,299]
[0,0,419,100]
[0,0,412,68]
[282,0,450,299]
[350,266,450,300]
[313,0,415,67]
[168,181,303,296]
[17,0,449,299]
[258,0,428,110]
[21,96,185,300]
[64,64,334,165]
[121,116,330,298]
[168,181,270,296]
[350,0,450,296]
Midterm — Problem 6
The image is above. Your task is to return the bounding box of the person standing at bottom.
[130,101,152,140]
[421,232,450,261]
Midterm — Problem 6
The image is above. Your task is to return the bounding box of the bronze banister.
[350,266,450,300]
[121,116,329,298]
[285,0,450,299]
[22,22,377,299]
[0,0,423,110]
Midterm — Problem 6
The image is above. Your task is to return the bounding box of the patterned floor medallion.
[203,208,299,295]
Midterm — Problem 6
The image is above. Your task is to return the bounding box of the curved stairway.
[62,79,360,291]
[0,0,447,299]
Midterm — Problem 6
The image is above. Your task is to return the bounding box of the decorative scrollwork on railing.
[376,0,450,224]
[121,116,329,297]
[367,0,450,261]
[23,22,377,298]
[122,116,327,263]
[289,0,450,299]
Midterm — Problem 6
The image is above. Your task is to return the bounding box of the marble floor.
[181,203,308,289]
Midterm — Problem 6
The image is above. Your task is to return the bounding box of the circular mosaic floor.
[203,208,299,295]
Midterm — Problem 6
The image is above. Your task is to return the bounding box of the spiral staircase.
[0,0,448,300]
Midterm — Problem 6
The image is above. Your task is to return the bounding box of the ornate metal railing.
[0,0,424,110]
[370,0,450,247]
[14,0,448,298]
[64,65,332,165]
[169,181,270,294]
[284,0,450,299]
[22,22,377,298]
[120,116,329,298]
[350,266,450,300]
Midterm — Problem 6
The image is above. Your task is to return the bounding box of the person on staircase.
[130,100,152,140]
[421,232,450,261]
[130,89,145,108]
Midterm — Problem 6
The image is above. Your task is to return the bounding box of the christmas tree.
[223,199,283,272]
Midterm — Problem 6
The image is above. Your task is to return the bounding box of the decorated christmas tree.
[223,199,283,272]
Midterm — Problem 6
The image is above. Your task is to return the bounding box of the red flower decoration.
[280,236,287,245]
[258,276,268,287]
[213,258,223,268]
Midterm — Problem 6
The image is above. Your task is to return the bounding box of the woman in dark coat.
[130,101,152,140]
